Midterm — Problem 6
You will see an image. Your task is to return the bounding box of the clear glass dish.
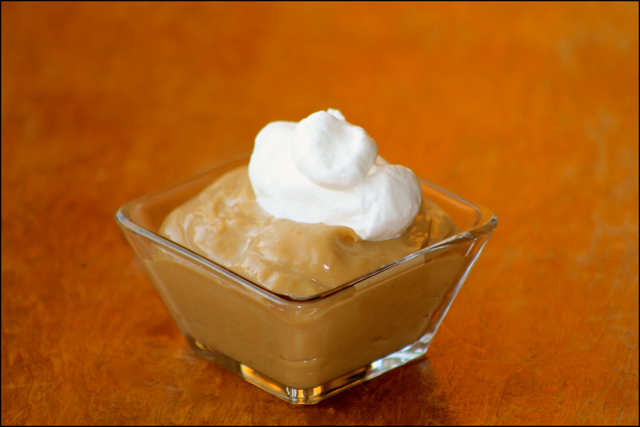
[115,154,497,405]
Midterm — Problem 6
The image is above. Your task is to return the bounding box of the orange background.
[2,2,638,425]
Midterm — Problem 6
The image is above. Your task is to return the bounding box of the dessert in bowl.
[116,110,497,404]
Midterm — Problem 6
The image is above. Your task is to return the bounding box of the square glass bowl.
[116,154,497,405]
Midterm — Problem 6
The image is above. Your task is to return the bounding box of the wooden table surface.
[2,2,638,425]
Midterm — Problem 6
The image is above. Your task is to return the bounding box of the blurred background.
[2,2,638,425]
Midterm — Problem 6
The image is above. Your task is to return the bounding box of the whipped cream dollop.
[248,110,422,241]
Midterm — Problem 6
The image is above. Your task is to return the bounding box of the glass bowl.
[115,154,497,404]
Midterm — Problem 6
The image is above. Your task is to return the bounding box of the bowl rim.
[116,153,498,302]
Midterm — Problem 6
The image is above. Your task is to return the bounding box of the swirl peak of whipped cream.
[248,110,422,241]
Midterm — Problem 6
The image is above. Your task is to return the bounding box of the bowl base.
[185,332,434,405]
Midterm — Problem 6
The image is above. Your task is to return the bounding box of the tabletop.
[2,2,638,425]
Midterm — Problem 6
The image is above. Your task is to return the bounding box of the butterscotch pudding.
[150,110,469,391]
[117,108,497,403]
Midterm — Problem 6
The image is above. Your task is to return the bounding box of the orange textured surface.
[2,2,638,425]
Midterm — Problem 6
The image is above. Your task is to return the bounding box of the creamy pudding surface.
[160,165,459,297]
